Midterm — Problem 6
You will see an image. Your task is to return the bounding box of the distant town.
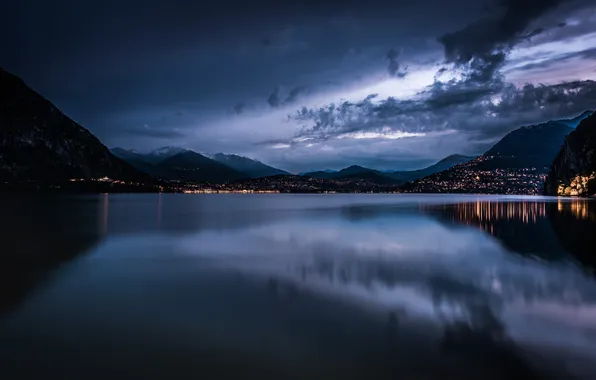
[404,155,548,195]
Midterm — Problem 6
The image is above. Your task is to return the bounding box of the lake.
[1,194,596,379]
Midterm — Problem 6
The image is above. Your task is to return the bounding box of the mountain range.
[2,66,594,194]
[111,147,289,182]
[110,146,471,184]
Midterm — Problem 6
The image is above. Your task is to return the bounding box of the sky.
[1,0,596,173]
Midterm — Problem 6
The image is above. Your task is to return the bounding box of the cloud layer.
[2,0,595,172]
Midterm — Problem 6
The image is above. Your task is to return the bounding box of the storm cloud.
[2,0,595,172]
[386,49,408,78]
[288,80,596,147]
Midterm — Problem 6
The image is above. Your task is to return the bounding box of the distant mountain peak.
[344,165,367,170]
[111,147,140,154]
[211,153,289,178]
[149,146,189,157]
[213,153,262,163]
[172,150,207,160]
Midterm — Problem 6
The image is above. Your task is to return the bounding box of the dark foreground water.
[1,194,596,379]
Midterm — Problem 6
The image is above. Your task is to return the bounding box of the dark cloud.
[438,0,565,85]
[287,79,596,149]
[285,86,309,104]
[425,79,502,110]
[281,0,592,161]
[268,87,282,108]
[233,102,249,115]
[386,49,408,78]
[439,0,564,65]
[2,0,594,170]
[268,86,309,108]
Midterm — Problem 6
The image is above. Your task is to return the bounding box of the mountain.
[479,121,574,170]
[304,165,382,179]
[545,113,596,196]
[0,67,147,184]
[333,166,398,184]
[110,148,159,175]
[405,115,585,195]
[111,147,143,161]
[211,153,289,178]
[386,154,474,182]
[111,146,190,164]
[302,156,473,184]
[302,165,397,184]
[154,151,246,183]
[111,147,257,182]
[301,170,338,179]
[432,154,476,171]
[144,146,189,164]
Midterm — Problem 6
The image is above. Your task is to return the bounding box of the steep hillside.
[480,121,573,170]
[405,115,587,194]
[545,113,596,196]
[0,67,147,184]
[387,154,474,182]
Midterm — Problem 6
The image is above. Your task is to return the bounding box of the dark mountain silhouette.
[110,147,159,175]
[545,112,596,196]
[386,154,474,182]
[479,121,574,171]
[303,165,395,184]
[0,67,148,184]
[143,146,190,164]
[111,146,189,165]
[302,156,473,184]
[211,153,289,178]
[112,148,288,182]
[154,151,247,183]
[112,148,249,182]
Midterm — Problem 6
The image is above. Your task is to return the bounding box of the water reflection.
[1,194,595,379]
[551,199,596,270]
[0,196,105,314]
[99,193,109,235]
[419,198,596,268]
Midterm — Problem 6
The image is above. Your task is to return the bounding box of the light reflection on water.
[0,194,595,379]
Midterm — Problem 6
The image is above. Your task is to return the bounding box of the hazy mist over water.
[1,194,596,379]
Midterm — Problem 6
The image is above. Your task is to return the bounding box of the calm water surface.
[1,194,596,379]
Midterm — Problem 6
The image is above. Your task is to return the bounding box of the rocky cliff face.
[545,113,596,196]
[0,67,146,183]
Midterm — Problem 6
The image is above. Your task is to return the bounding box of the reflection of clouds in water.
[177,211,596,369]
[252,214,501,258]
